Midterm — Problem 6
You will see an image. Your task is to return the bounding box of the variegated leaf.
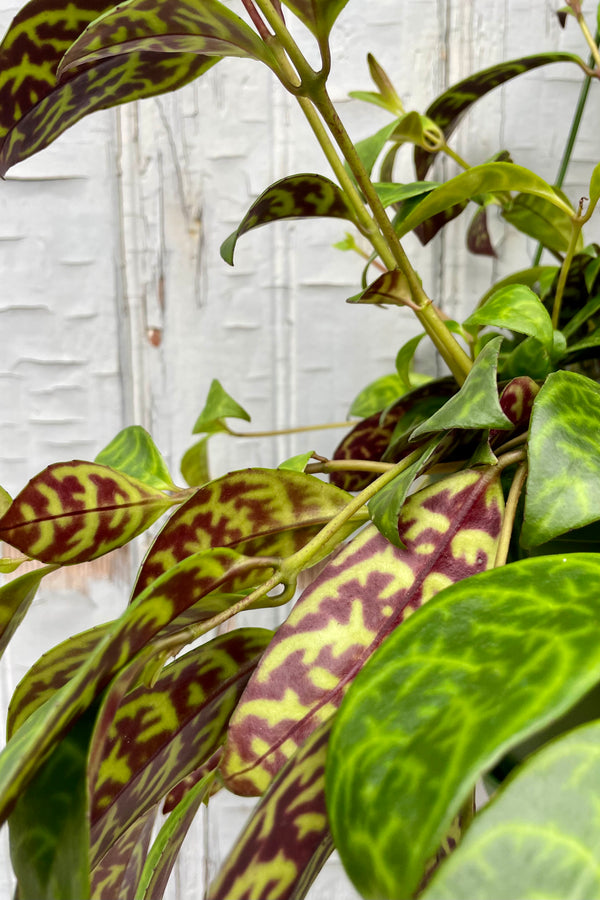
[58,0,277,76]
[95,426,176,491]
[90,805,157,900]
[220,467,504,795]
[280,0,349,39]
[0,549,275,824]
[221,174,356,265]
[210,721,334,900]
[330,379,456,492]
[132,468,360,599]
[489,376,539,445]
[0,461,178,565]
[136,773,216,900]
[347,268,412,307]
[89,628,273,865]
[0,564,57,660]
[0,0,216,174]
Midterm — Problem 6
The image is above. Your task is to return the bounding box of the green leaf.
[395,333,426,387]
[477,266,558,308]
[326,553,600,900]
[0,0,217,175]
[0,556,29,574]
[523,371,600,546]
[565,327,600,353]
[590,160,600,205]
[349,119,402,178]
[423,720,600,900]
[0,485,11,516]
[373,181,440,209]
[561,292,600,339]
[415,52,584,179]
[210,721,333,900]
[584,258,600,294]
[95,425,176,491]
[349,373,408,417]
[278,451,315,473]
[499,335,555,380]
[464,284,554,351]
[410,337,512,438]
[390,111,443,149]
[0,565,57,660]
[502,191,579,255]
[135,772,216,900]
[9,706,94,900]
[280,0,349,39]
[180,437,210,487]
[221,467,504,795]
[0,461,177,564]
[368,441,437,547]
[133,467,361,598]
[220,174,356,265]
[192,379,250,434]
[58,0,278,76]
[396,163,573,240]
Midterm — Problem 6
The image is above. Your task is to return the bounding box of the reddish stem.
[241,0,272,40]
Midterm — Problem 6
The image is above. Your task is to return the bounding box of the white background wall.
[0,1,599,897]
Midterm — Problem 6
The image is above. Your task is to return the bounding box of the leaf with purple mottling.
[0,461,178,565]
[210,721,334,900]
[132,468,362,599]
[0,565,57,660]
[221,174,356,265]
[220,466,504,796]
[91,805,157,900]
[88,627,273,866]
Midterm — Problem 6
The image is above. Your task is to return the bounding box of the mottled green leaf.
[0,565,57,661]
[95,425,176,491]
[347,268,412,307]
[221,467,503,795]
[348,373,408,418]
[89,627,272,865]
[180,437,210,487]
[132,467,361,598]
[211,722,334,900]
[499,335,555,380]
[220,174,356,265]
[411,337,511,438]
[396,163,573,240]
[0,461,177,565]
[327,554,600,900]
[502,192,579,255]
[0,0,217,175]
[0,548,275,825]
[91,805,157,900]
[280,0,349,39]
[192,378,250,434]
[9,706,94,900]
[136,773,215,900]
[423,721,600,900]
[330,379,456,492]
[415,53,584,179]
[523,370,600,546]
[368,440,437,547]
[464,284,554,351]
[278,451,315,473]
[58,0,277,76]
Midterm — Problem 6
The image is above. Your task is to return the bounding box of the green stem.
[577,14,600,71]
[551,217,583,329]
[226,419,357,438]
[440,143,470,171]
[306,459,395,475]
[494,461,527,568]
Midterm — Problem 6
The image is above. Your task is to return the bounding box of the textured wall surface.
[0,1,598,897]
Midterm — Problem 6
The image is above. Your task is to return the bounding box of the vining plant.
[1,0,600,898]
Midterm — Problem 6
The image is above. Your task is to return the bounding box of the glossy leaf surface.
[9,707,94,900]
[88,628,272,864]
[132,467,358,598]
[221,174,356,264]
[0,565,56,659]
[423,721,600,900]
[0,461,176,565]
[210,721,333,900]
[91,806,157,900]
[523,371,600,546]
[0,549,274,824]
[396,163,573,240]
[464,284,554,351]
[414,53,583,179]
[221,467,504,795]
[280,0,349,38]
[411,337,511,438]
[95,426,176,491]
[59,0,276,75]
[502,192,578,255]
[327,554,600,900]
[0,0,216,174]
[348,268,412,307]
[368,441,437,547]
[348,374,407,418]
